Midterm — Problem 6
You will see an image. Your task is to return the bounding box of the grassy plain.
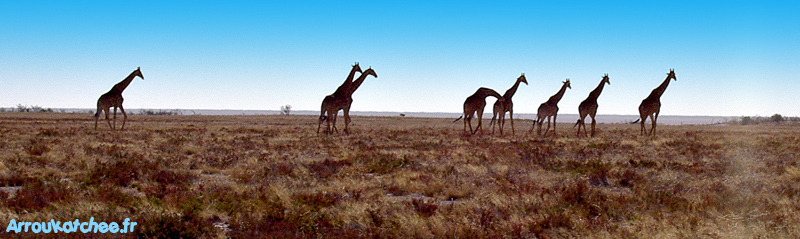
[1,112,799,238]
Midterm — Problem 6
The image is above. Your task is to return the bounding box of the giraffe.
[318,67,377,135]
[453,87,502,135]
[574,74,610,137]
[638,69,677,136]
[94,67,144,130]
[318,63,362,134]
[489,73,528,135]
[531,79,570,137]
[341,67,378,133]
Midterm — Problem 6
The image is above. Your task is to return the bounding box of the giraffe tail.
[630,119,640,124]
[573,119,581,129]
[453,115,463,123]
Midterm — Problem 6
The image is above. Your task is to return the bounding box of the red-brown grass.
[0,112,798,238]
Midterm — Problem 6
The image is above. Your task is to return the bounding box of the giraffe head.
[363,67,377,78]
[518,73,528,85]
[667,69,676,81]
[352,62,363,73]
[134,67,144,80]
[563,79,571,89]
[602,73,610,85]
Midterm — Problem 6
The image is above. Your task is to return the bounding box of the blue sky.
[1,1,798,116]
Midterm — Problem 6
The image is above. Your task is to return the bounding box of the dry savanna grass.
[1,112,799,238]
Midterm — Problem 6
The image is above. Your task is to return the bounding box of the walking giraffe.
[638,69,677,136]
[318,63,362,134]
[318,66,377,135]
[454,87,502,135]
[574,74,610,137]
[94,67,144,130]
[340,66,378,133]
[489,73,528,135]
[532,79,570,137]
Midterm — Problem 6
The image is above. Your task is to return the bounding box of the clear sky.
[1,1,798,116]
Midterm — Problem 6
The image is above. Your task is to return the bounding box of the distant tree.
[741,116,756,125]
[16,104,29,112]
[771,114,784,123]
[281,105,292,115]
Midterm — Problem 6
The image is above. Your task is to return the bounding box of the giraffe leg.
[497,113,503,135]
[543,116,551,137]
[640,115,646,135]
[500,112,506,135]
[104,108,112,130]
[463,115,469,134]
[119,105,127,131]
[317,115,323,134]
[325,111,334,135]
[553,114,558,137]
[317,109,325,134]
[113,107,120,130]
[581,118,587,137]
[343,107,351,135]
[332,113,339,134]
[648,113,656,136]
[473,109,484,135]
[467,117,474,135]
[529,118,535,133]
[537,118,543,136]
[590,116,596,137]
[652,110,660,136]
[509,110,514,135]
[103,108,112,130]
[94,108,101,130]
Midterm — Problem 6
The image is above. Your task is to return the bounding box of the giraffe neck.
[503,80,523,99]
[587,80,607,101]
[548,83,568,104]
[348,70,375,96]
[650,75,672,99]
[481,88,501,99]
[110,70,139,94]
[333,66,361,96]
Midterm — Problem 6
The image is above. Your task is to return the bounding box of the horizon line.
[2,107,781,118]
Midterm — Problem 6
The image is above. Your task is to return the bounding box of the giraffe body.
[490,73,527,135]
[94,67,143,130]
[575,74,610,137]
[638,69,677,136]
[318,65,377,135]
[532,79,571,137]
[456,87,502,135]
[318,63,362,134]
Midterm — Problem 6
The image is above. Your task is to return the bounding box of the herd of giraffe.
[93,66,676,137]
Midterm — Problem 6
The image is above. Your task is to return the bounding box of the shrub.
[280,105,292,115]
[411,198,438,217]
[5,179,75,211]
[86,158,141,187]
[772,114,784,123]
[741,116,757,125]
